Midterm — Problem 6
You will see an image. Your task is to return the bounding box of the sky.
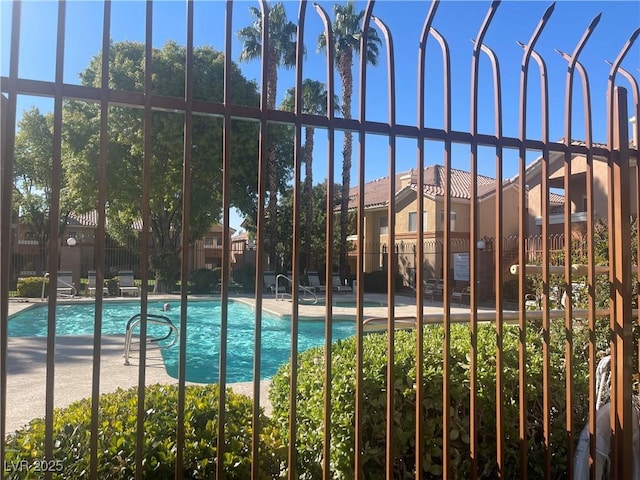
[1,0,639,231]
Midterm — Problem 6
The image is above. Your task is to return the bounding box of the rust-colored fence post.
[609,85,634,479]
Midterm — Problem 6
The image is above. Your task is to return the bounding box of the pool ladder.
[123,314,179,366]
[275,274,318,304]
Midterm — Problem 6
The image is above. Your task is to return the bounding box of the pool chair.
[118,270,140,297]
[306,271,326,293]
[332,274,352,293]
[263,271,286,295]
[87,270,109,297]
[56,271,76,298]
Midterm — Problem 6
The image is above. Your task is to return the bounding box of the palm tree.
[281,79,339,271]
[238,2,297,270]
[318,1,381,279]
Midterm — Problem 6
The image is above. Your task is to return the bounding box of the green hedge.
[270,321,597,479]
[188,268,221,294]
[4,384,285,479]
[16,277,46,297]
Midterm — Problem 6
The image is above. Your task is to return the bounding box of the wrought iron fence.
[1,1,639,479]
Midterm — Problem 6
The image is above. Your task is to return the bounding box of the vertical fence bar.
[176,2,194,478]
[478,40,503,478]
[611,85,633,479]
[517,6,554,474]
[523,44,551,478]
[371,15,396,479]
[613,64,640,422]
[0,0,21,465]
[441,14,453,473]
[606,28,639,477]
[134,2,153,479]
[289,0,303,473]
[310,3,338,478]
[251,0,268,474]
[561,19,600,478]
[569,56,596,480]
[415,4,439,475]
[355,2,374,477]
[43,4,66,476]
[469,4,498,475]
[89,1,111,476]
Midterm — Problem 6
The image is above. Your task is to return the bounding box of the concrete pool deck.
[5,293,474,434]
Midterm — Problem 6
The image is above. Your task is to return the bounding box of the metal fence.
[1,1,639,479]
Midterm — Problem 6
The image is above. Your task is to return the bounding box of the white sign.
[454,253,470,281]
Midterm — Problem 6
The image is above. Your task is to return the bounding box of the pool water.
[8,300,356,383]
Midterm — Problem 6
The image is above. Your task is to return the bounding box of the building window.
[408,212,417,232]
[408,211,428,232]
[379,216,388,234]
[440,210,456,231]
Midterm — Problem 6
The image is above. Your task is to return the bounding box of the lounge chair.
[525,293,539,310]
[423,281,434,302]
[264,271,286,294]
[306,271,326,293]
[57,271,75,298]
[118,270,140,297]
[87,270,109,297]
[451,286,471,306]
[332,274,351,293]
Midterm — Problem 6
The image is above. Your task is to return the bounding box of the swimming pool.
[8,300,356,383]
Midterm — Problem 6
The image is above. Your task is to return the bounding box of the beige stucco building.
[346,165,521,287]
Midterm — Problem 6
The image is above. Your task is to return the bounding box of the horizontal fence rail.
[1,1,639,479]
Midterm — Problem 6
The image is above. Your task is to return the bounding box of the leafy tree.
[281,79,339,271]
[62,41,266,292]
[13,107,71,273]
[318,1,381,280]
[238,1,297,270]
[274,182,346,274]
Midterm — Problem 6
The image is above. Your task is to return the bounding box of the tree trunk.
[267,49,279,271]
[304,126,315,272]
[338,50,353,280]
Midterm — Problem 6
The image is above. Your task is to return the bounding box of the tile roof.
[347,165,502,209]
[66,211,100,227]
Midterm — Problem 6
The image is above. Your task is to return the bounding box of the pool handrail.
[276,273,318,304]
[123,313,179,366]
[40,272,77,300]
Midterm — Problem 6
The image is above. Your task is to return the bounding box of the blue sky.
[2,1,639,230]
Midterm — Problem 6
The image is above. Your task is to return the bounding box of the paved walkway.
[5,293,471,434]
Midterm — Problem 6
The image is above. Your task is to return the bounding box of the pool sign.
[454,253,470,281]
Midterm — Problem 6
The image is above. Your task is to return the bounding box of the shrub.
[270,321,598,479]
[150,251,181,293]
[4,384,285,479]
[233,263,256,293]
[16,276,46,297]
[188,268,221,294]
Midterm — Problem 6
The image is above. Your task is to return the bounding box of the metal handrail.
[41,272,77,300]
[275,274,318,304]
[123,313,179,365]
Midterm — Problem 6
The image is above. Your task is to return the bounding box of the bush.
[16,276,46,297]
[4,384,285,479]
[233,263,256,293]
[188,268,221,294]
[150,251,181,293]
[270,322,598,479]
